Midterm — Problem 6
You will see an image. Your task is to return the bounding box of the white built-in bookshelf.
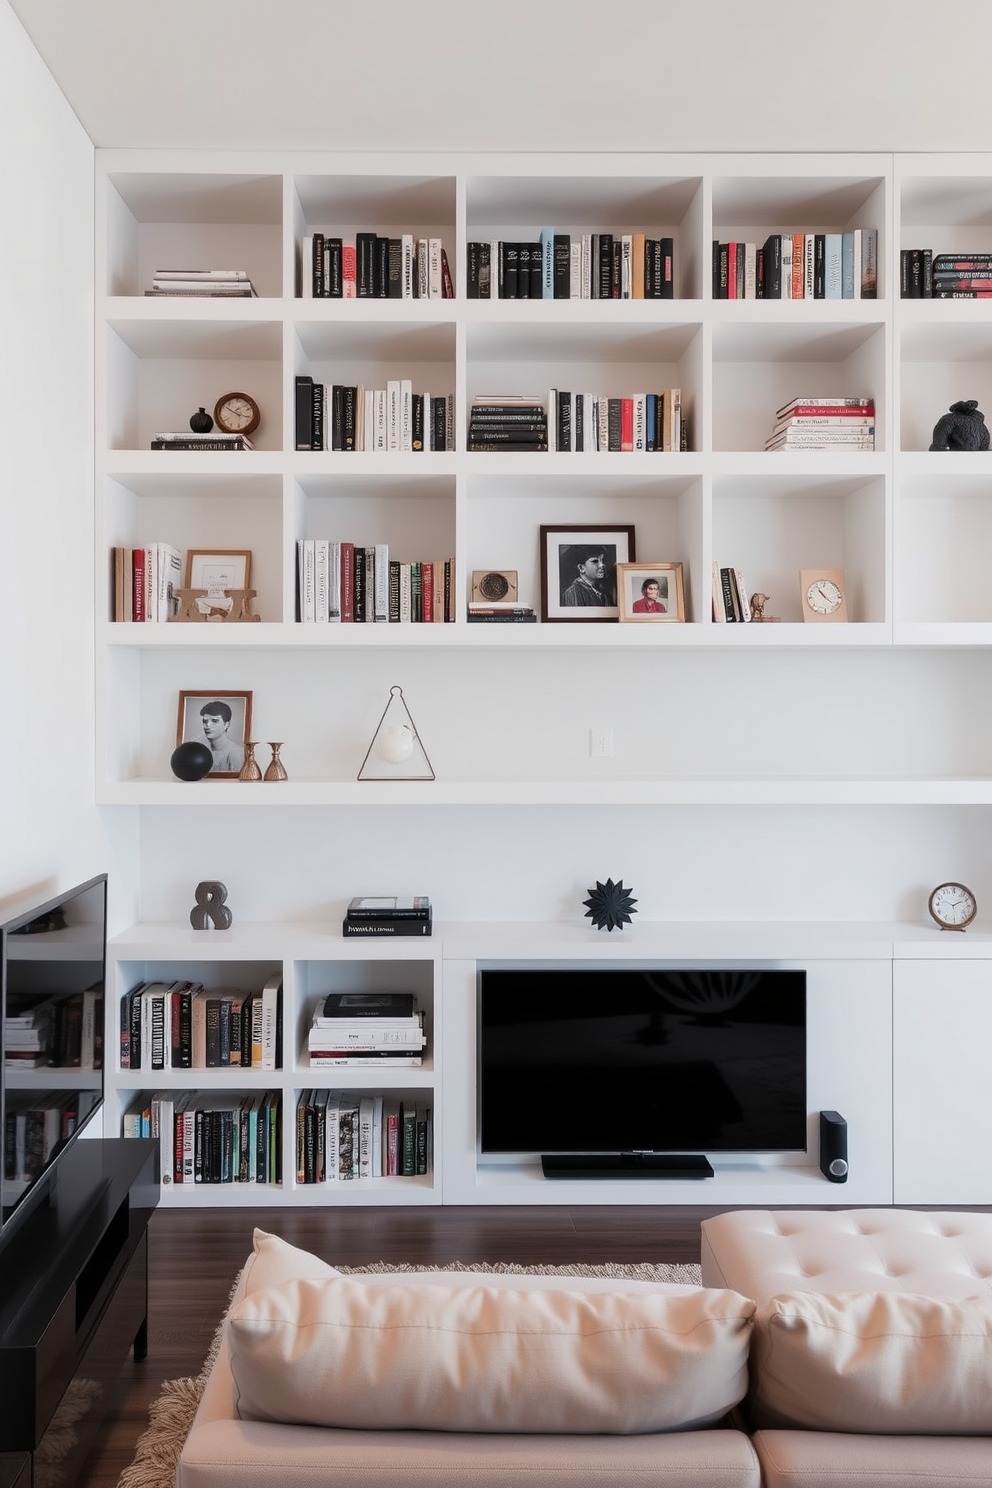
[95,152,992,1208]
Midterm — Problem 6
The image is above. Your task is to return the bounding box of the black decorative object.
[189,406,214,433]
[170,740,213,781]
[929,399,990,451]
[190,880,233,930]
[583,878,638,932]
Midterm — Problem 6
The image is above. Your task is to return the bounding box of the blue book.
[824,234,843,299]
[645,393,658,452]
[540,227,555,298]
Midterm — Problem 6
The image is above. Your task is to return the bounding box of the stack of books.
[901,250,992,298]
[341,895,432,938]
[466,602,536,623]
[4,995,55,1069]
[144,268,256,297]
[151,431,254,451]
[308,991,427,1067]
[468,397,548,452]
[766,396,875,451]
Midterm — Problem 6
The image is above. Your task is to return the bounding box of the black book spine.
[389,560,401,621]
[598,233,614,297]
[342,385,357,451]
[557,391,571,451]
[517,242,531,299]
[387,238,403,298]
[478,240,492,300]
[611,238,621,297]
[353,546,366,622]
[311,232,324,297]
[295,375,314,450]
[205,998,221,1067]
[574,393,584,452]
[311,381,324,450]
[411,393,425,451]
[373,235,388,298]
[432,395,446,452]
[330,385,344,451]
[553,234,571,298]
[326,238,343,297]
[659,236,674,299]
[356,232,377,297]
[529,241,543,298]
[467,241,481,298]
[179,988,193,1068]
[762,233,782,299]
[712,241,721,299]
[645,238,661,299]
[502,241,519,299]
[607,398,622,452]
[814,234,826,298]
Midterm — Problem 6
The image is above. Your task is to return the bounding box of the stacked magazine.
[766,396,875,451]
[144,268,256,298]
[308,991,426,1067]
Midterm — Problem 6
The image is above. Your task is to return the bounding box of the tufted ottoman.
[700,1209,992,1488]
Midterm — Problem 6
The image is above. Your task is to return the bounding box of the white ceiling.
[8,0,992,156]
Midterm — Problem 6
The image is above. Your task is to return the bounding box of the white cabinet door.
[894,959,992,1204]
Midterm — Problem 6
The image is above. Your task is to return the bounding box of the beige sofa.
[701,1208,992,1488]
[177,1229,762,1488]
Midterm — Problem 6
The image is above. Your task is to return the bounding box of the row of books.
[711,564,755,623]
[150,431,255,451]
[308,988,426,1066]
[144,268,257,298]
[468,391,685,453]
[124,1090,282,1185]
[466,233,675,300]
[119,977,282,1072]
[5,1096,82,1183]
[294,375,454,452]
[112,543,183,622]
[302,232,453,300]
[765,396,876,452]
[713,231,878,300]
[4,989,103,1070]
[295,1091,430,1183]
[900,250,992,298]
[297,542,454,624]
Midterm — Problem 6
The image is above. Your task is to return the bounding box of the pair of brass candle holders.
[238,742,287,782]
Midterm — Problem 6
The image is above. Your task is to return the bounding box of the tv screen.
[1,875,107,1234]
[479,968,806,1162]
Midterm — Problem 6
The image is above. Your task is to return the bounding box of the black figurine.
[929,399,990,451]
[190,880,233,930]
[583,878,638,932]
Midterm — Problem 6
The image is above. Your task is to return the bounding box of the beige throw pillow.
[752,1291,992,1434]
[228,1273,754,1434]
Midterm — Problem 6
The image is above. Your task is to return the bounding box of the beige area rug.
[116,1258,702,1488]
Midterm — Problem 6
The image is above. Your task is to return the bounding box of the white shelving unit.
[95,150,992,1206]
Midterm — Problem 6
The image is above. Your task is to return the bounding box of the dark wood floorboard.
[76,1203,715,1488]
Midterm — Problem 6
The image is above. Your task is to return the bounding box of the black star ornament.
[583,878,638,932]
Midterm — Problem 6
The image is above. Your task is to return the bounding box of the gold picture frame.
[176,690,253,778]
[617,562,686,622]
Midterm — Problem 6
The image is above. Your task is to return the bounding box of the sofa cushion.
[227,1272,755,1435]
[751,1290,992,1434]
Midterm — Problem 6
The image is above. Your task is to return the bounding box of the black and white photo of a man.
[560,543,618,607]
[177,691,251,777]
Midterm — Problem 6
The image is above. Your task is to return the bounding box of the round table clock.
[214,391,260,436]
[928,882,977,931]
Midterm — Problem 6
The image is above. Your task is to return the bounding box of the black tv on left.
[0,874,107,1241]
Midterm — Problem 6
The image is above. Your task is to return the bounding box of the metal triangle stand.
[357,684,435,781]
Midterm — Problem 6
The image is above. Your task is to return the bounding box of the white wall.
[0,1,137,929]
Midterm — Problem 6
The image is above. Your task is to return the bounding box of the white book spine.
[400,379,413,451]
[387,381,401,451]
[324,1093,340,1181]
[428,238,442,298]
[374,543,390,622]
[633,395,646,452]
[547,388,557,452]
[569,240,582,298]
[780,235,793,299]
[401,234,414,298]
[620,235,633,298]
[301,234,313,297]
[540,227,555,299]
[372,1094,383,1178]
[329,541,341,621]
[597,397,609,453]
[853,229,863,299]
[359,1096,374,1178]
[314,539,329,623]
[581,234,592,298]
[399,564,412,622]
[744,243,757,299]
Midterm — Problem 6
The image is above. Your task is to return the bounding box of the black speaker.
[819,1110,848,1183]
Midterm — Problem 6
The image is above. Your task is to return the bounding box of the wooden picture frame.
[184,549,252,595]
[617,562,686,622]
[540,525,635,621]
[176,690,252,778]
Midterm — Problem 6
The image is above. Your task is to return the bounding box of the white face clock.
[928,882,977,931]
[806,578,842,614]
[800,568,848,623]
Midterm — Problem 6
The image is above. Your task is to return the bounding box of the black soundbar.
[541,1153,715,1179]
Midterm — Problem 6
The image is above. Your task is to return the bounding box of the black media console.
[0,1138,158,1487]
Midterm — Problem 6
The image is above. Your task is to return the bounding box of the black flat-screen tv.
[479,967,806,1178]
[1,874,107,1240]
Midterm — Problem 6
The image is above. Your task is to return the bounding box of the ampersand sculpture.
[190,880,233,930]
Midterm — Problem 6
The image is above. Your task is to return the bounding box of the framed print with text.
[540,525,635,621]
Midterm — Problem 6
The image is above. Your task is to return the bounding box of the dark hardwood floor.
[80,1202,719,1488]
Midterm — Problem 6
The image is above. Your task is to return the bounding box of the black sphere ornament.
[929,399,990,451]
[170,740,213,781]
[189,405,214,433]
[583,878,638,932]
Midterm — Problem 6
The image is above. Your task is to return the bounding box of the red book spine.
[340,541,354,621]
[132,548,146,622]
[727,240,737,300]
[784,404,874,418]
[620,398,634,453]
[420,561,434,622]
[440,248,454,299]
[342,243,357,299]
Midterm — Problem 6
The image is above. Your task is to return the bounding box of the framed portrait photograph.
[176,690,252,778]
[540,525,636,622]
[617,562,686,623]
[185,549,252,596]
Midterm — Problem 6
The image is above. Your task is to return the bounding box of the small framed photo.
[617,562,686,623]
[540,525,635,622]
[176,690,252,778]
[185,549,252,596]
